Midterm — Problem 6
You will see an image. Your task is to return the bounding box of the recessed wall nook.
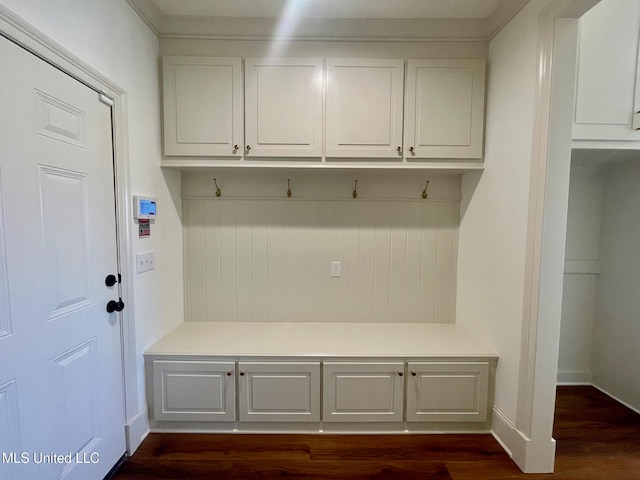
[145,33,502,435]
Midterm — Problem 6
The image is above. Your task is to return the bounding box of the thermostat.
[133,195,157,221]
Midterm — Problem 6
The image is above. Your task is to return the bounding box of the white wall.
[557,170,603,384]
[456,0,541,424]
[592,159,640,411]
[182,171,460,324]
[0,0,184,416]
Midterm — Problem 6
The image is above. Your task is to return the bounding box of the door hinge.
[99,91,114,107]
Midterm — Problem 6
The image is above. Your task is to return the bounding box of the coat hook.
[352,180,358,199]
[421,180,430,199]
[214,178,221,197]
[287,179,292,198]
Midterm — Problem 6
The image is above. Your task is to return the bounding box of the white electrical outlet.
[330,261,342,278]
[136,251,155,274]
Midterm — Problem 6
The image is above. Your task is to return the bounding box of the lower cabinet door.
[238,362,320,422]
[153,360,236,421]
[406,362,489,422]
[323,362,405,422]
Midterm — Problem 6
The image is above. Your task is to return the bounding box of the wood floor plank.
[227,460,452,480]
[112,458,232,480]
[310,434,505,461]
[112,387,640,480]
[444,460,551,480]
[131,433,311,461]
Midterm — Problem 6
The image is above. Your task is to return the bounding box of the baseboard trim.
[491,406,556,473]
[556,370,592,385]
[592,384,640,415]
[125,406,150,455]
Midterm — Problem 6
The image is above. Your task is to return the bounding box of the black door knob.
[105,274,118,287]
[106,298,125,313]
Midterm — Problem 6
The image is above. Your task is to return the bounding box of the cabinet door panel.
[323,362,404,422]
[406,362,489,423]
[238,362,320,422]
[326,59,404,158]
[153,360,236,421]
[163,56,243,157]
[245,58,323,157]
[405,59,485,159]
[573,0,640,141]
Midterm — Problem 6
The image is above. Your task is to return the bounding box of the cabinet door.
[323,362,404,422]
[326,59,404,158]
[152,360,236,421]
[404,59,485,159]
[406,362,489,423]
[573,0,640,142]
[238,362,320,422]
[244,58,323,157]
[162,56,243,157]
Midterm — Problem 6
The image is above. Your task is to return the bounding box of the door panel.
[404,59,485,159]
[244,58,323,157]
[238,362,320,422]
[0,36,125,480]
[153,360,236,421]
[406,362,489,423]
[323,362,404,422]
[326,58,404,158]
[163,56,243,156]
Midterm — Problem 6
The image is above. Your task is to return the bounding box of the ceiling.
[127,0,529,40]
[152,0,502,20]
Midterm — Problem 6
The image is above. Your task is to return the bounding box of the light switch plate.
[136,251,155,274]
[330,261,341,278]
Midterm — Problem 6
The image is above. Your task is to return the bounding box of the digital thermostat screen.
[133,195,157,220]
[140,199,156,216]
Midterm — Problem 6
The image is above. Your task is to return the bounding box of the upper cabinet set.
[573,0,640,146]
[162,56,486,166]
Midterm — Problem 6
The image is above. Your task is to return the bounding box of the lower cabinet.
[150,358,493,426]
[152,360,236,421]
[406,362,490,422]
[238,362,320,422]
[323,362,404,422]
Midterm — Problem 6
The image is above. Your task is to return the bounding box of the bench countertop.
[145,322,498,359]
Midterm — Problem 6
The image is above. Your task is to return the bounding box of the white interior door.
[0,37,125,480]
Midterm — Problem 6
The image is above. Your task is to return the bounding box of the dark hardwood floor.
[113,386,640,479]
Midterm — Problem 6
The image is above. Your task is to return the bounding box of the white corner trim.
[491,406,524,461]
[125,406,150,455]
[491,406,556,474]
[592,384,640,416]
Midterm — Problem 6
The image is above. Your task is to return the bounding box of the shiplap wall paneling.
[184,199,458,324]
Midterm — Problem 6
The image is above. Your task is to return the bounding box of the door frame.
[0,5,139,451]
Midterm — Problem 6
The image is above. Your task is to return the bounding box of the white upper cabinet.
[161,55,487,168]
[162,56,243,157]
[244,57,324,158]
[573,0,640,144]
[325,58,405,159]
[404,59,485,159]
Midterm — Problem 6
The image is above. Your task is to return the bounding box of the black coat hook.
[287,179,292,198]
[214,178,221,197]
[353,180,358,198]
[421,180,430,199]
